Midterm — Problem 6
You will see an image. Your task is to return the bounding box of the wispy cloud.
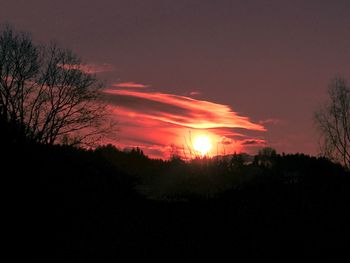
[189,91,201,96]
[241,139,266,145]
[103,89,266,158]
[58,63,115,74]
[259,118,281,125]
[105,89,265,131]
[113,82,150,88]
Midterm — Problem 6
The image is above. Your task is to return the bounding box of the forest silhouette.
[2,26,350,261]
[6,140,350,261]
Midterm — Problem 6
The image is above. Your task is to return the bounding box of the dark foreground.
[7,143,350,262]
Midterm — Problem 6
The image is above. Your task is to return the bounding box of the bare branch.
[315,77,350,169]
[0,25,116,147]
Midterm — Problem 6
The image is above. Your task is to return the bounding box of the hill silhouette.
[5,138,350,261]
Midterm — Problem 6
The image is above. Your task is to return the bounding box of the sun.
[193,135,212,157]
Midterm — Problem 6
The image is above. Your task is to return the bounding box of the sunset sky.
[2,0,349,158]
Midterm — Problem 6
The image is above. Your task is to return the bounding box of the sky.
[1,0,349,158]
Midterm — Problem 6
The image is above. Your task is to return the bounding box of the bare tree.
[314,77,350,169]
[0,25,39,139]
[0,25,111,146]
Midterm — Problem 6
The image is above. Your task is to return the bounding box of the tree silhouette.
[254,147,277,167]
[0,25,109,146]
[315,77,350,169]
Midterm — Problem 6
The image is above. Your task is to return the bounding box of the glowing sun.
[193,135,212,157]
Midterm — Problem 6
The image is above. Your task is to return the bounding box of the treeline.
[5,139,350,261]
[86,144,349,200]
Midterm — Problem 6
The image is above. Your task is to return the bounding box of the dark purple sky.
[2,0,349,158]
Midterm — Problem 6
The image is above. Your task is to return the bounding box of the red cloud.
[113,82,150,88]
[221,137,234,145]
[241,139,266,145]
[103,89,266,159]
[104,89,266,131]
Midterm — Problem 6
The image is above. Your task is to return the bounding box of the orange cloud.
[221,136,234,145]
[113,82,150,88]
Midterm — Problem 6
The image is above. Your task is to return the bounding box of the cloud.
[189,91,201,96]
[241,139,266,145]
[58,63,115,74]
[104,89,266,131]
[103,89,266,158]
[259,118,281,125]
[113,82,150,88]
[221,137,234,145]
